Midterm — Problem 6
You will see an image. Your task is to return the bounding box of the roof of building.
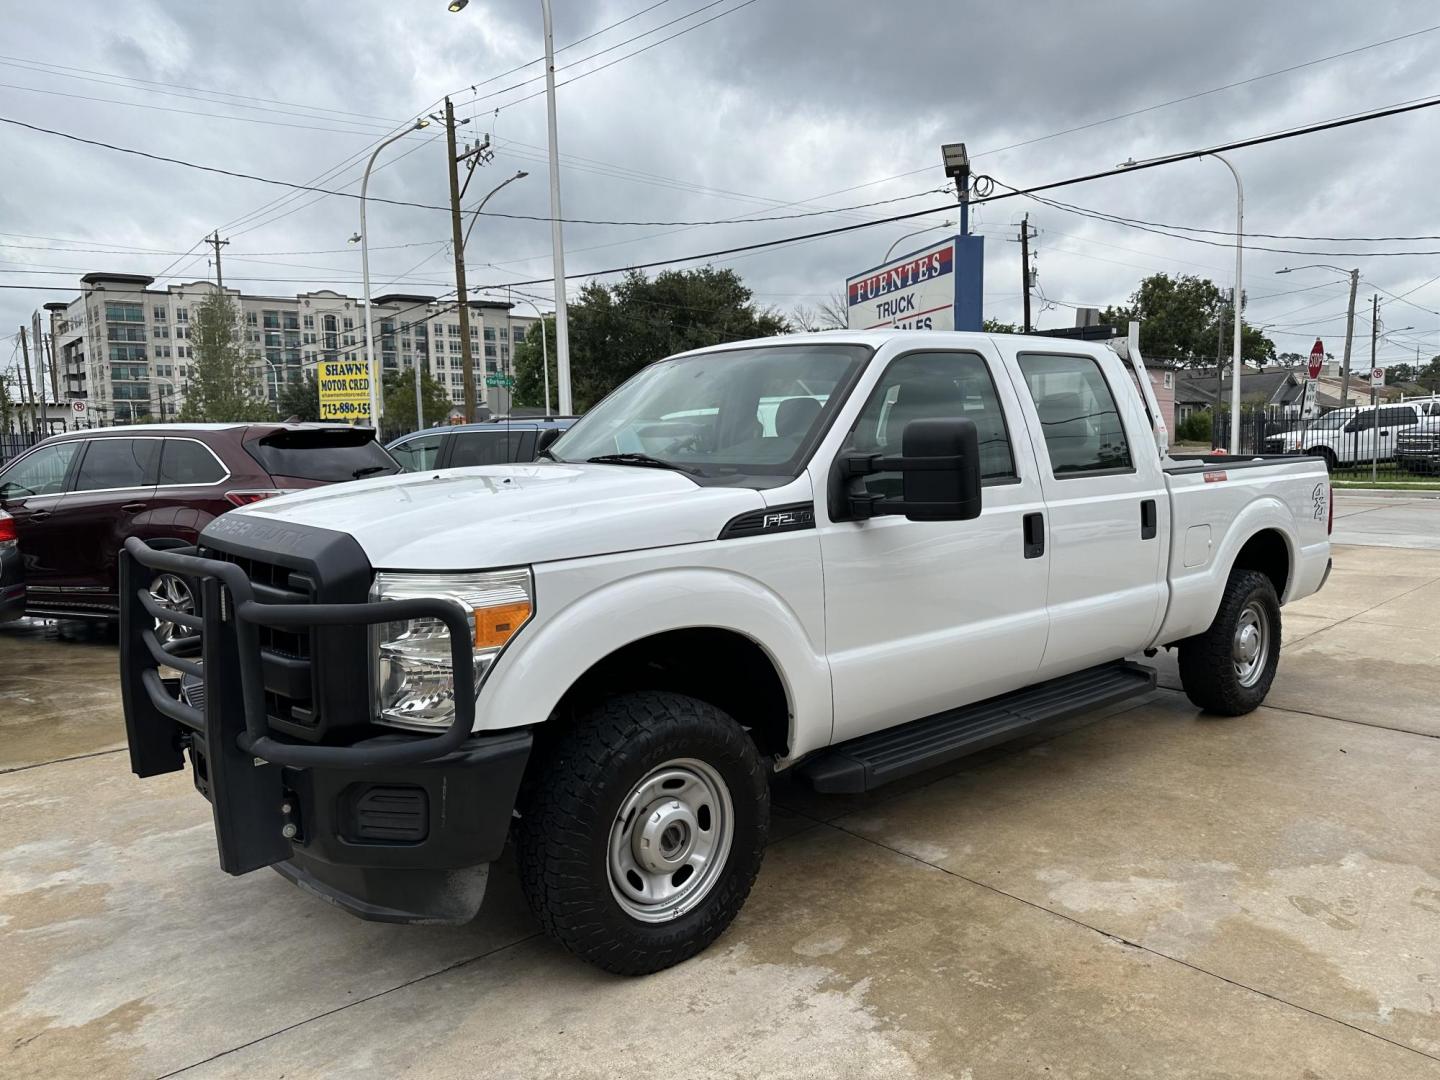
[80,272,155,286]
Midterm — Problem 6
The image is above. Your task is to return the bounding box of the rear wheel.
[516,691,769,975]
[1177,569,1281,715]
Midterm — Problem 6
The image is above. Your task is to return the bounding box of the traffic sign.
[485,374,516,389]
[1307,339,1324,381]
[1371,366,1385,389]
[71,399,87,415]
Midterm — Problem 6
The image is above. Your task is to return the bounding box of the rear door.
[1008,348,1167,676]
[140,437,233,544]
[1375,405,1419,461]
[0,439,84,596]
[817,344,1051,743]
[56,436,160,605]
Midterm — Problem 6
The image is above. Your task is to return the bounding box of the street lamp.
[1122,152,1244,451]
[541,0,572,415]
[359,117,429,430]
[259,359,282,415]
[515,296,551,416]
[448,0,469,10]
[884,219,956,263]
[1276,264,1361,407]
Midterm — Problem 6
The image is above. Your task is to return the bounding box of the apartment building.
[46,272,539,425]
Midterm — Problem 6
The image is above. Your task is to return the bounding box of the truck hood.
[216,463,764,569]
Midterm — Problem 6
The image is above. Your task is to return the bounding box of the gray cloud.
[3,0,1440,375]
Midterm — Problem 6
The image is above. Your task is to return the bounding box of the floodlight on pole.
[940,143,970,235]
[448,0,469,11]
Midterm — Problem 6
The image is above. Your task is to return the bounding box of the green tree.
[1415,356,1440,392]
[277,371,320,421]
[1101,273,1274,367]
[178,292,268,422]
[982,318,1018,333]
[512,268,789,412]
[381,368,454,433]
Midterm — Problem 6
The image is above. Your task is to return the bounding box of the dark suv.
[0,423,398,627]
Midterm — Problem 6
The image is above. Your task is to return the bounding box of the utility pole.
[1019,214,1034,334]
[1370,294,1380,481]
[541,0,572,414]
[206,230,229,291]
[442,96,487,423]
[18,327,35,436]
[1338,268,1359,407]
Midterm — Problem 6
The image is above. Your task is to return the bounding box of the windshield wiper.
[352,465,390,478]
[586,452,701,475]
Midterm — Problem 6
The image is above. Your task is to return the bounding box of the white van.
[1267,399,1440,469]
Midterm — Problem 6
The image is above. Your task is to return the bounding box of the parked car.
[385,417,578,472]
[1395,398,1440,473]
[0,423,398,628]
[1264,399,1440,469]
[0,509,23,622]
[122,331,1331,975]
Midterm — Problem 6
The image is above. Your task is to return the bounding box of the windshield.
[549,344,870,478]
[245,427,400,482]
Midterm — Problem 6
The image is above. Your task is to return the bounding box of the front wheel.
[1177,569,1282,715]
[515,691,769,975]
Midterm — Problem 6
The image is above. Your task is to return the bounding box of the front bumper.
[119,537,531,925]
[1396,447,1440,471]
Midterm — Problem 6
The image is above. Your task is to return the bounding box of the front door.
[817,346,1051,745]
[0,440,84,597]
[1009,349,1167,676]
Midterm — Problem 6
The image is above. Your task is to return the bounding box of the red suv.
[0,423,398,631]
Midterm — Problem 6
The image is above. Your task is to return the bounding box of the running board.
[798,661,1156,794]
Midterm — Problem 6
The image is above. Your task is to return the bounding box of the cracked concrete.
[3,513,1440,1078]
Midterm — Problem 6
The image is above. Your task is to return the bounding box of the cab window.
[840,351,1017,500]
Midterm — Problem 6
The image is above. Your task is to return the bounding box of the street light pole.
[516,297,551,416]
[883,219,956,263]
[359,118,427,430]
[1275,264,1360,406]
[541,0,572,414]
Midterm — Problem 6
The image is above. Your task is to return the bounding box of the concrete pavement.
[3,518,1440,1077]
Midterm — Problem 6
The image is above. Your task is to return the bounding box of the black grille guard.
[120,535,477,773]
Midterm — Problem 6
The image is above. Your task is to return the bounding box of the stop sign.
[1308,339,1324,380]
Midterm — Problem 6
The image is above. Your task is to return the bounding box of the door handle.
[1140,499,1158,540]
[121,502,147,513]
[1022,512,1045,559]
[31,509,51,522]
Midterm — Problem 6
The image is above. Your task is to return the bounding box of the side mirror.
[535,427,563,455]
[839,416,982,522]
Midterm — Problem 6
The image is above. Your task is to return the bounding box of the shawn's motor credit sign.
[317,359,372,422]
[846,235,984,332]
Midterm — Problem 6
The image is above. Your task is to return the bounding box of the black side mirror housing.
[838,416,982,522]
[535,427,563,455]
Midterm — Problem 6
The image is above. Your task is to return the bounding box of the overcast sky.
[4,0,1440,375]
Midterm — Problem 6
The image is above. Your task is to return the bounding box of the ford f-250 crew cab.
[120,330,1332,975]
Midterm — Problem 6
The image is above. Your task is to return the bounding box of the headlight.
[370,569,533,731]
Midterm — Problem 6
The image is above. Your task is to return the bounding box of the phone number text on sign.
[318,360,372,422]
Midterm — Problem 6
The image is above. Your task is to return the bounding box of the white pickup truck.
[121,330,1332,975]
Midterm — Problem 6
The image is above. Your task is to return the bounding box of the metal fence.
[1,432,42,468]
[1211,402,1440,483]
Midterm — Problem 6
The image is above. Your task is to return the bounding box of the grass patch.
[1330,478,1440,491]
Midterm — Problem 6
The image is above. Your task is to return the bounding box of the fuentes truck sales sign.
[846,234,984,332]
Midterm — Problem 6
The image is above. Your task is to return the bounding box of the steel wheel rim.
[607,757,734,924]
[1232,601,1269,688]
[149,573,194,646]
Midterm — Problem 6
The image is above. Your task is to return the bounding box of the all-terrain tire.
[1177,568,1282,715]
[515,691,769,975]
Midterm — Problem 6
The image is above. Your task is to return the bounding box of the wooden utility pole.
[1019,214,1033,334]
[18,327,35,436]
[206,230,229,291]
[443,96,485,422]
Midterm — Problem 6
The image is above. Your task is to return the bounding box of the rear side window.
[159,439,226,485]
[73,438,158,491]
[245,428,398,482]
[1017,353,1133,476]
[449,429,534,467]
[1379,406,1418,426]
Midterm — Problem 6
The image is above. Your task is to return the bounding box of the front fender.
[477,565,834,762]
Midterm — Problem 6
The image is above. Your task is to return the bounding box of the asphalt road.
[3,510,1439,1078]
